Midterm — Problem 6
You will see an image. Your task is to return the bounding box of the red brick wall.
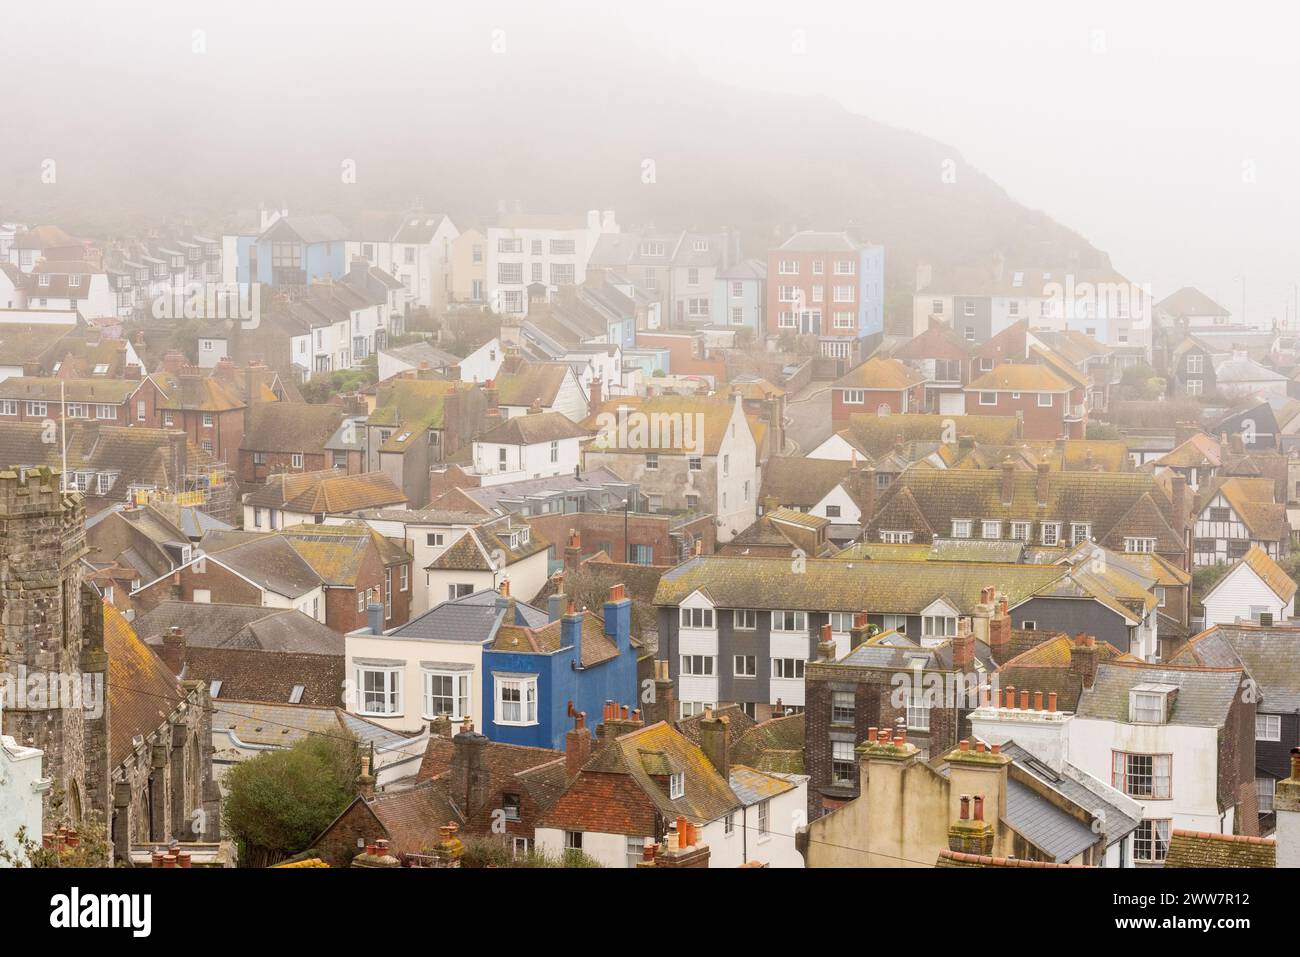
[524,511,715,566]
[238,450,329,485]
[634,333,727,382]
[830,387,917,429]
[764,249,863,340]
[965,390,1067,440]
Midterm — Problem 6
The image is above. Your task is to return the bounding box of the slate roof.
[729,766,797,805]
[425,524,549,572]
[1075,662,1243,727]
[998,742,1141,848]
[1164,830,1275,868]
[1004,777,1098,862]
[199,533,323,598]
[384,589,549,642]
[997,634,1124,711]
[135,601,342,653]
[1169,623,1300,713]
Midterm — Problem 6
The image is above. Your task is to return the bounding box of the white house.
[457,337,504,383]
[344,589,554,734]
[425,523,550,605]
[485,210,618,317]
[470,412,588,486]
[0,689,50,865]
[1202,545,1296,627]
[1068,662,1247,865]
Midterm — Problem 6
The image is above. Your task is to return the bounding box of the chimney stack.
[603,582,631,653]
[951,622,975,671]
[367,602,384,636]
[1000,459,1016,506]
[450,727,491,816]
[1036,461,1050,506]
[698,707,730,779]
[565,711,592,780]
[1068,633,1099,690]
[817,623,838,661]
[161,625,186,675]
[988,595,1011,664]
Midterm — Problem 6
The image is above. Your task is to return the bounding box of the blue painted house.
[253,214,349,288]
[482,585,639,751]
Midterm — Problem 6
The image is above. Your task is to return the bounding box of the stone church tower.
[0,467,110,830]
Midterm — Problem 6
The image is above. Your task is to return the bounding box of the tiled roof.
[242,402,342,454]
[1238,546,1296,602]
[425,525,548,572]
[104,602,187,768]
[493,610,621,668]
[544,721,741,832]
[1153,432,1221,469]
[729,766,797,805]
[243,469,406,514]
[966,364,1071,392]
[367,378,459,433]
[730,712,805,775]
[181,647,343,707]
[936,849,1091,868]
[495,362,570,408]
[833,357,926,391]
[655,555,1066,615]
[475,411,589,445]
[760,456,852,508]
[1156,286,1230,319]
[1075,661,1243,727]
[1199,476,1286,541]
[152,374,246,412]
[1164,830,1275,868]
[0,376,143,403]
[890,323,970,362]
[585,394,756,455]
[844,414,1020,456]
[866,469,1183,554]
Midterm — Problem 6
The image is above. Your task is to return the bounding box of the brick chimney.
[450,728,491,816]
[817,622,838,661]
[162,350,186,375]
[565,711,593,780]
[563,529,583,575]
[849,611,874,648]
[588,377,603,417]
[988,595,1011,664]
[698,707,729,779]
[1169,473,1187,528]
[1069,633,1099,690]
[596,700,644,744]
[1035,461,1050,506]
[951,621,975,671]
[968,689,1072,771]
[647,817,711,868]
[646,658,675,725]
[161,626,186,675]
[947,789,996,856]
[1000,458,1016,506]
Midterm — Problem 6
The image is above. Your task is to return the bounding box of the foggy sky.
[6,0,1298,324]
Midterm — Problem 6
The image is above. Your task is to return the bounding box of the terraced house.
[653,553,1164,723]
[860,464,1190,571]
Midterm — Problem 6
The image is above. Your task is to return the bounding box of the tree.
[223,733,360,867]
[1085,421,1122,440]
[0,809,112,868]
[458,835,602,868]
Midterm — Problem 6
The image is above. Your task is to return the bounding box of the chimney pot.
[1033,691,1044,711]
[1020,690,1030,710]
[959,794,970,820]
[976,741,986,753]
[959,739,970,751]
[973,795,985,821]
[990,743,1001,754]
[1048,692,1058,712]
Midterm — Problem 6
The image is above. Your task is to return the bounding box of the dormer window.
[668,772,684,799]
[1130,684,1177,724]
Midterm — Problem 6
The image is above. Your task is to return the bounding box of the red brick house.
[239,401,346,484]
[964,364,1085,440]
[829,357,926,428]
